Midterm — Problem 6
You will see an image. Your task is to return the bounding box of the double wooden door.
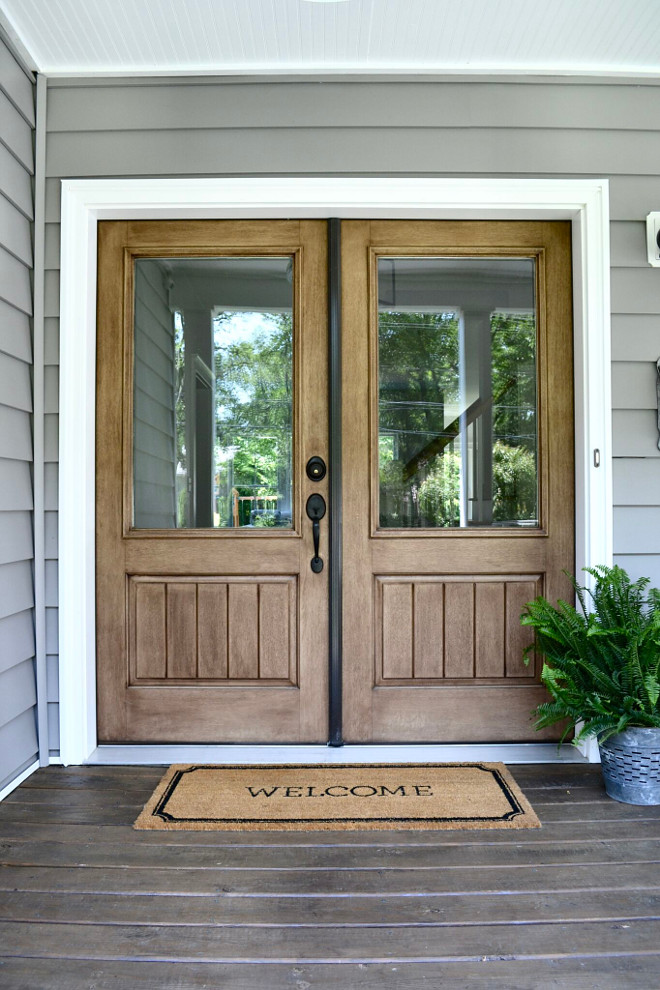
[96,219,573,744]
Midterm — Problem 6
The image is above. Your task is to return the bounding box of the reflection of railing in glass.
[377,256,538,530]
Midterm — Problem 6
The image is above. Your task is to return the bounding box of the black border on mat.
[149,763,528,824]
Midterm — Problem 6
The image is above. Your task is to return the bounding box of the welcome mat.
[135,763,540,831]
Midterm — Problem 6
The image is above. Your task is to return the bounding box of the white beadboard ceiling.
[1,0,660,76]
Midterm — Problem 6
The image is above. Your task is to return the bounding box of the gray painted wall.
[42,76,660,754]
[0,38,37,791]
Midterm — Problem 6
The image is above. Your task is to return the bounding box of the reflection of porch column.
[182,309,215,528]
[463,308,493,526]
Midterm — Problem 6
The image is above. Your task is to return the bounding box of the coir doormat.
[135,763,540,831]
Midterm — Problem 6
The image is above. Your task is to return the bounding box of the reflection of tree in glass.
[214,311,293,526]
[379,310,537,527]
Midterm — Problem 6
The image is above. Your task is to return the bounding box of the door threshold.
[87,743,589,766]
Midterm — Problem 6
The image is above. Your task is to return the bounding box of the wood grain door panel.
[341,220,574,742]
[96,220,328,743]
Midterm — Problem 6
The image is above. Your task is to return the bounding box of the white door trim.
[58,177,612,766]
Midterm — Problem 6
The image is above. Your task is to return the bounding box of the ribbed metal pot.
[598,728,660,805]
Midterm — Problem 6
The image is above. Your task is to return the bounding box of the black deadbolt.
[306,456,327,482]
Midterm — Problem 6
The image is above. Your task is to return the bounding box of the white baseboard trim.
[88,743,588,766]
[0,760,40,802]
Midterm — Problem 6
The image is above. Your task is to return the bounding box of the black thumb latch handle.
[306,494,326,573]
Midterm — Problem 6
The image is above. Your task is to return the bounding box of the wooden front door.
[96,218,574,745]
[341,221,574,742]
[96,220,329,743]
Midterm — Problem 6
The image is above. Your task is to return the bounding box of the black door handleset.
[306,493,326,573]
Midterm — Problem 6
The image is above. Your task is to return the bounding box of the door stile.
[328,218,343,746]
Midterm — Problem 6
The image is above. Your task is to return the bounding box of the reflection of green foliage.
[492,442,537,521]
[417,453,461,526]
[214,312,293,510]
[413,443,537,527]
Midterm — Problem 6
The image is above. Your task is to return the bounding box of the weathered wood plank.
[0,917,658,961]
[2,836,660,871]
[1,956,660,990]
[2,887,660,927]
[0,862,657,896]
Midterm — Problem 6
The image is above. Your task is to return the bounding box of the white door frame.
[58,177,612,766]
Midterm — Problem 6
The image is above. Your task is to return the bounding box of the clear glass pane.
[133,257,293,529]
[378,257,538,529]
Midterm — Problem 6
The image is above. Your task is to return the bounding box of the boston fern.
[521,565,660,744]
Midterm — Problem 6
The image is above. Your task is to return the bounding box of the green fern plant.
[521,565,660,744]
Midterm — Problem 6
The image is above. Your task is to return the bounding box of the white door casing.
[58,177,612,766]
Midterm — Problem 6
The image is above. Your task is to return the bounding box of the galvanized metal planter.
[599,728,660,805]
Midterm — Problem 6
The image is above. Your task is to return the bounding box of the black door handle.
[306,494,326,573]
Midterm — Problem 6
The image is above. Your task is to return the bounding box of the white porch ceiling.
[1,0,660,77]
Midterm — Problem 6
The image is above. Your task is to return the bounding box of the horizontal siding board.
[44,270,59,318]
[0,243,32,314]
[614,459,660,506]
[44,463,57,510]
[0,459,32,510]
[0,658,36,730]
[0,140,32,219]
[611,268,660,315]
[0,405,32,461]
[0,42,34,125]
[44,222,60,270]
[0,511,33,565]
[47,701,59,752]
[614,508,660,555]
[0,88,34,171]
[0,561,34,620]
[44,511,58,559]
[44,318,59,366]
[0,297,31,362]
[45,82,660,133]
[613,411,660,457]
[0,191,32,267]
[0,610,35,676]
[45,608,57,655]
[44,365,58,414]
[614,554,660,587]
[45,128,660,179]
[611,362,658,410]
[610,221,648,268]
[45,561,57,608]
[47,654,58,702]
[44,414,58,462]
[0,711,38,792]
[0,350,32,412]
[609,176,660,222]
[611,316,660,361]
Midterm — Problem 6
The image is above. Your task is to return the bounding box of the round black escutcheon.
[306,456,327,482]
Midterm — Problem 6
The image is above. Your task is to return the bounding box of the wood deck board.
[2,956,660,990]
[0,764,659,988]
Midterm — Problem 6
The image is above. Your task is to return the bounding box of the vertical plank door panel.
[414,582,444,679]
[134,583,166,680]
[197,583,228,679]
[166,584,197,679]
[228,583,259,679]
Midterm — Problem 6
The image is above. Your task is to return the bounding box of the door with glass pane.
[96,220,328,742]
[341,221,574,741]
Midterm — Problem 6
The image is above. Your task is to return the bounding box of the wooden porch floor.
[0,764,659,988]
